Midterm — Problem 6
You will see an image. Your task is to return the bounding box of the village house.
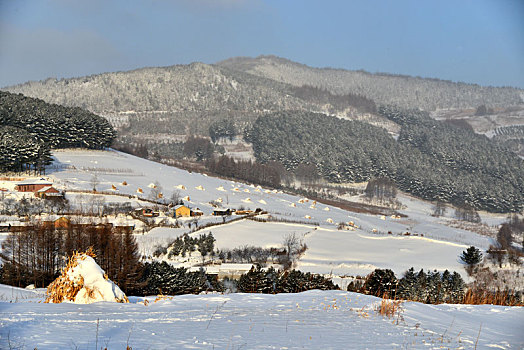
[190,208,204,216]
[213,208,233,216]
[134,208,160,217]
[34,186,64,200]
[174,204,191,218]
[15,178,53,192]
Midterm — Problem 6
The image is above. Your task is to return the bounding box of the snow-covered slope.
[1,288,522,349]
[34,149,503,278]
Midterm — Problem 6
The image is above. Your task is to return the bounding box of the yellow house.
[174,205,191,218]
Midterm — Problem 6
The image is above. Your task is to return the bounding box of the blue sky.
[0,0,523,88]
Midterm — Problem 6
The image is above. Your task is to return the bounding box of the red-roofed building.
[35,186,64,199]
[15,178,53,192]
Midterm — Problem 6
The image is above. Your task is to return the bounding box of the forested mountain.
[0,91,115,172]
[2,57,522,211]
[245,109,524,213]
[3,63,376,137]
[6,56,521,139]
[218,56,523,111]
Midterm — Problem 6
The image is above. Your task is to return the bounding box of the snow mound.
[45,249,128,304]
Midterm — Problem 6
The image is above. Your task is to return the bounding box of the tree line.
[348,268,465,304]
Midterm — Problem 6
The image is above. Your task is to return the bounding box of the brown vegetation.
[0,220,142,293]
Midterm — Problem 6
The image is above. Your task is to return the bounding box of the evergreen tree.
[460,246,483,265]
[237,264,267,293]
[397,267,417,300]
[363,269,398,298]
[414,269,428,302]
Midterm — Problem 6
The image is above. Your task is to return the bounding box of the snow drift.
[45,248,128,304]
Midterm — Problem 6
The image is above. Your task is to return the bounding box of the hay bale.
[45,248,128,304]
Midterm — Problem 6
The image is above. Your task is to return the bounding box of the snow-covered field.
[1,150,522,349]
[1,285,522,349]
[141,220,472,278]
[1,149,505,278]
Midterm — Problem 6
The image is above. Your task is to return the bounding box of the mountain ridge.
[216,55,523,110]
[4,55,522,116]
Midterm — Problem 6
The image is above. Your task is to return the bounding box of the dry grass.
[462,289,523,306]
[154,293,174,303]
[375,299,403,318]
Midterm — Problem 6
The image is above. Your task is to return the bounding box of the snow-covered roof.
[174,204,189,210]
[16,178,52,186]
[36,186,55,193]
[44,193,63,197]
[219,263,255,271]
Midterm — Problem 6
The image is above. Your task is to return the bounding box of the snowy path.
[1,290,522,349]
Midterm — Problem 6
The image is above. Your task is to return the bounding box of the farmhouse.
[213,208,233,216]
[35,186,64,200]
[191,208,204,216]
[15,178,53,192]
[174,204,191,218]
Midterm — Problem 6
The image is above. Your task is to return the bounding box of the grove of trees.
[0,222,141,293]
[0,91,115,173]
[245,109,524,212]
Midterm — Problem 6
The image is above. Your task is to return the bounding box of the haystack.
[45,248,128,304]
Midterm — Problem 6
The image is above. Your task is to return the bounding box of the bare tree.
[92,195,106,217]
[432,200,447,217]
[282,232,305,269]
[90,173,99,192]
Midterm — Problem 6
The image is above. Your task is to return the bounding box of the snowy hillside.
[9,148,501,279]
[1,287,522,349]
